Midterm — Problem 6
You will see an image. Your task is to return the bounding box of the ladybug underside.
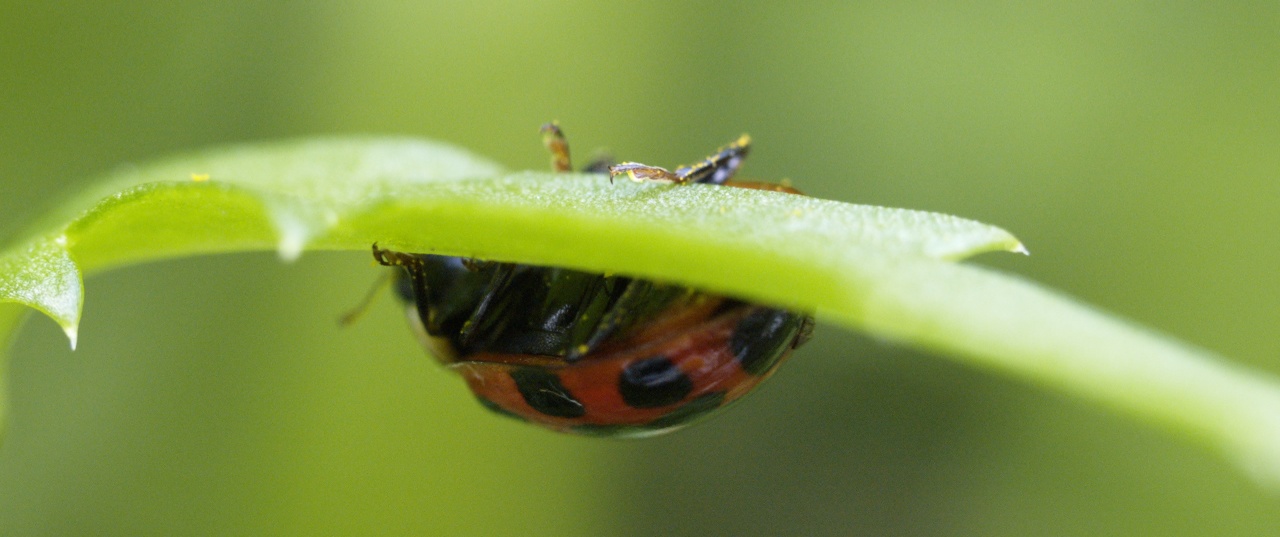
[384,254,811,436]
[373,124,813,436]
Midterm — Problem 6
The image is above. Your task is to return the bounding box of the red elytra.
[450,301,808,436]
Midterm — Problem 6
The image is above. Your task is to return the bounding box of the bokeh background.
[3,2,1279,535]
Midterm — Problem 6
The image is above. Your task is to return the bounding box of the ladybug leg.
[566,280,695,361]
[608,162,683,184]
[675,134,751,185]
[371,242,430,301]
[540,122,572,172]
[457,262,519,347]
[371,243,421,270]
[543,122,615,174]
[372,243,435,331]
[608,134,751,185]
[565,277,644,361]
[461,257,496,272]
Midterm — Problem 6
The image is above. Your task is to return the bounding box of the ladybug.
[372,123,814,436]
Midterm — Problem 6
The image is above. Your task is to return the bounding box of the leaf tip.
[1012,242,1030,256]
[269,207,325,263]
[1,236,84,348]
[273,215,314,262]
[63,324,78,351]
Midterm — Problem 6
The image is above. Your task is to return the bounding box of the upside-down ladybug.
[372,123,814,437]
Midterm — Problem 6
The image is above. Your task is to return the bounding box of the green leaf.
[849,259,1280,488]
[0,236,81,346]
[3,136,1279,489]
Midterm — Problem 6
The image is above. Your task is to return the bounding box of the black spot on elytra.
[509,367,586,418]
[474,395,528,422]
[731,308,802,376]
[619,356,694,408]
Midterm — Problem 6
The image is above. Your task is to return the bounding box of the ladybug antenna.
[339,270,394,327]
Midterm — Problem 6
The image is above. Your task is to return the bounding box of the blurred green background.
[3,1,1278,535]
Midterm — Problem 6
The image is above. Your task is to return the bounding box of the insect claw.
[372,243,421,269]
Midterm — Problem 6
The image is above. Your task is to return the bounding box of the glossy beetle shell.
[451,301,807,437]
[386,255,811,436]
[377,127,813,436]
